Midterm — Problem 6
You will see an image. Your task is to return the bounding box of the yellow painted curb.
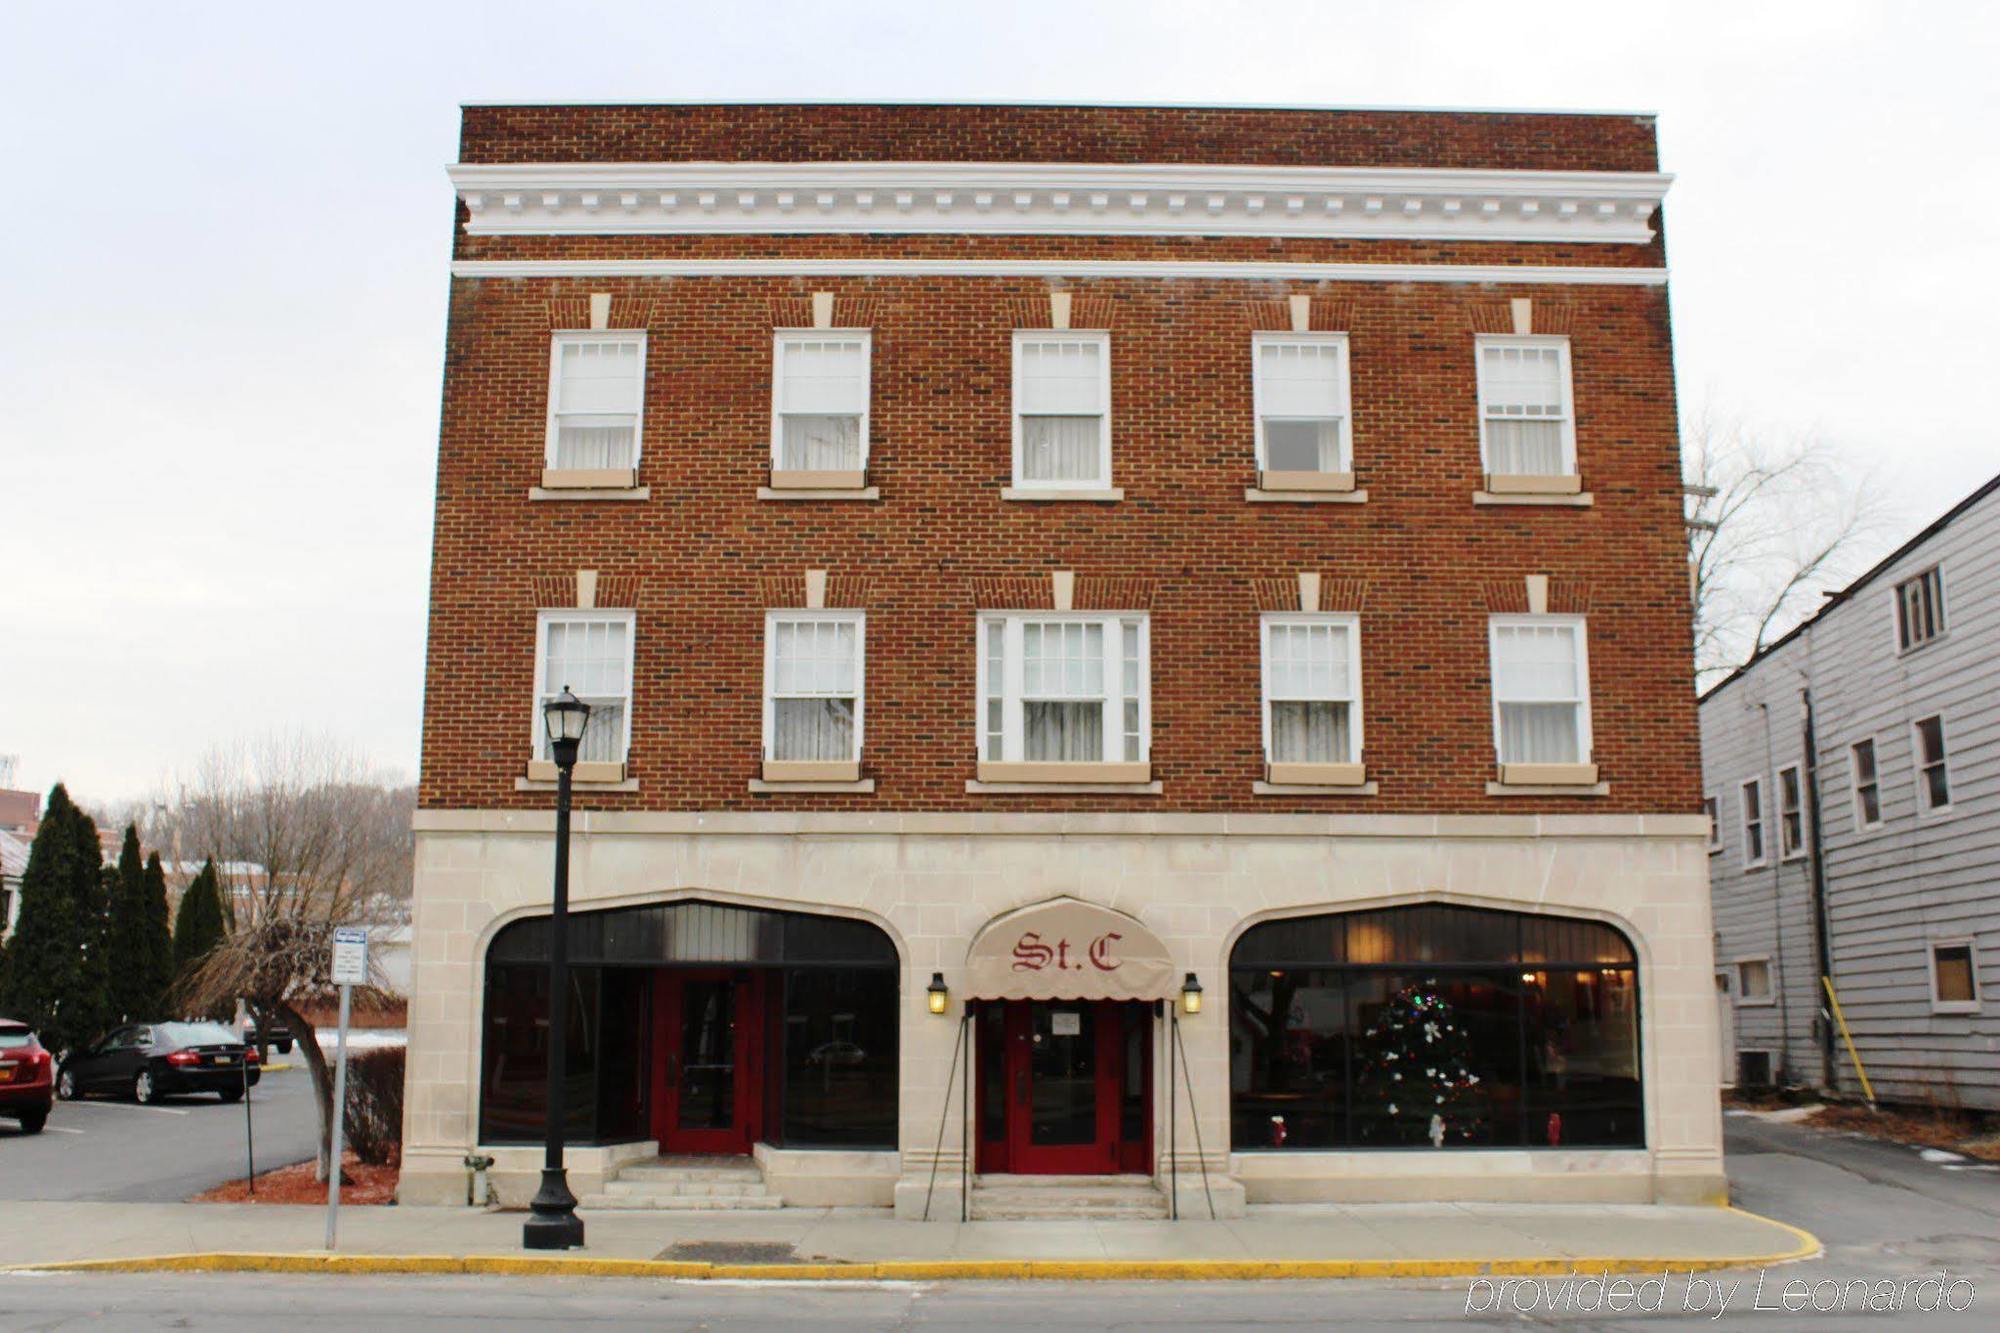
[4,1223,1824,1283]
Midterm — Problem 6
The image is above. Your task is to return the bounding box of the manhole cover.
[658,1241,801,1264]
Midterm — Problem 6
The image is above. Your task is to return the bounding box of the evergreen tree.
[140,852,174,1017]
[1354,978,1486,1147]
[0,787,108,1055]
[172,859,228,993]
[107,825,149,1021]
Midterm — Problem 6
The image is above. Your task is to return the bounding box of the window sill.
[1487,781,1611,797]
[762,760,862,783]
[1498,763,1598,786]
[1474,490,1593,508]
[1260,470,1355,492]
[1736,997,1776,1008]
[749,778,876,793]
[756,485,881,501]
[514,777,639,793]
[1253,780,1379,796]
[527,759,627,784]
[1930,1002,1981,1016]
[977,761,1150,784]
[966,779,1163,794]
[1000,487,1124,502]
[1245,486,1369,504]
[530,485,650,502]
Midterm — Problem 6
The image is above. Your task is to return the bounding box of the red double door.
[976,1000,1152,1175]
[649,970,766,1154]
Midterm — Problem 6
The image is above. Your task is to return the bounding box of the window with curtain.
[978,613,1147,763]
[1914,715,1951,811]
[547,334,645,471]
[1894,566,1945,652]
[1254,336,1350,473]
[1741,778,1766,866]
[773,334,869,472]
[536,611,633,764]
[1489,618,1590,765]
[1477,337,1574,478]
[1013,333,1109,486]
[764,613,863,762]
[1262,615,1361,763]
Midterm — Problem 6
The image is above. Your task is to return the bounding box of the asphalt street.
[1,1110,1995,1328]
[0,1064,319,1202]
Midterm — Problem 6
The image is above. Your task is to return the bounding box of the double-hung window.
[1741,778,1767,867]
[1778,764,1806,859]
[1253,334,1352,488]
[545,333,645,482]
[1475,336,1576,485]
[1012,332,1111,491]
[762,612,864,780]
[1261,614,1365,783]
[532,610,634,781]
[1850,739,1882,829]
[1914,714,1952,813]
[1488,616,1595,783]
[771,333,870,485]
[1894,566,1946,652]
[978,613,1148,779]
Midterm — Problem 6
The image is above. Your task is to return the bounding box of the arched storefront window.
[480,900,899,1149]
[1229,905,1640,1151]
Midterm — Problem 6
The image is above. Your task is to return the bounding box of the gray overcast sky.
[3,1,1995,803]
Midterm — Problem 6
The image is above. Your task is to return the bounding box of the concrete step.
[580,1193,787,1211]
[616,1163,763,1184]
[968,1174,1169,1221]
[601,1178,771,1199]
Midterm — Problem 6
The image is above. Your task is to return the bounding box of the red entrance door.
[977,1000,1151,1174]
[650,970,763,1154]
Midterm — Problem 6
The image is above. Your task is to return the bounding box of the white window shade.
[1017,340,1104,414]
[1258,343,1343,416]
[1267,622,1352,699]
[774,335,868,473]
[1481,345,1564,417]
[1491,620,1589,766]
[1478,339,1573,479]
[766,614,863,763]
[550,336,644,471]
[777,339,867,415]
[1262,616,1360,766]
[538,614,632,764]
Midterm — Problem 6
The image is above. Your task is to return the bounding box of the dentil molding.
[450,162,1671,244]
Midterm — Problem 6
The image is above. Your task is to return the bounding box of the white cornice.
[449,162,1670,244]
[450,257,1667,286]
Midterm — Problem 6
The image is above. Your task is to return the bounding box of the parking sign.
[331,927,368,986]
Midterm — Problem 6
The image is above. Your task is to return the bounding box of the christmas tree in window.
[1355,978,1485,1146]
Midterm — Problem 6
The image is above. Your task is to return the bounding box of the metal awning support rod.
[1173,1013,1217,1221]
[921,1011,970,1223]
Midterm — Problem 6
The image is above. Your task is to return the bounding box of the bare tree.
[1686,411,1895,688]
[170,731,412,1181]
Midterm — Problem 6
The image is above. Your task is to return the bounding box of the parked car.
[0,1018,54,1133]
[57,1021,260,1104]
[244,1017,294,1054]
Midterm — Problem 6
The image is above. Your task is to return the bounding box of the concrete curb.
[2,1209,1822,1282]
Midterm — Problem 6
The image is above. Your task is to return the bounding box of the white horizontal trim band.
[450,162,1670,243]
[451,257,1667,286]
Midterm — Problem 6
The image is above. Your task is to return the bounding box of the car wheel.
[19,1111,47,1134]
[277,1039,293,1054]
[56,1068,77,1100]
[218,1086,243,1103]
[133,1070,155,1105]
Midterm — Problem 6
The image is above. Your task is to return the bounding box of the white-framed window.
[1475,335,1576,478]
[1012,331,1111,488]
[533,610,634,766]
[1488,616,1592,765]
[1736,957,1773,1005]
[1929,939,1980,1013]
[545,332,646,471]
[1914,714,1952,813]
[1895,566,1946,653]
[1778,764,1806,860]
[762,611,864,763]
[771,332,870,473]
[1704,795,1722,853]
[1740,777,1767,868]
[978,613,1148,763]
[1260,614,1363,764]
[1850,738,1882,830]
[1252,333,1352,474]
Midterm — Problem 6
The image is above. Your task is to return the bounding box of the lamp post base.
[522,1167,585,1250]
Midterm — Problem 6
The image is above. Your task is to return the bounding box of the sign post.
[325,926,368,1251]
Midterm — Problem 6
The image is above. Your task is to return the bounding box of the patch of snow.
[1919,1147,1967,1163]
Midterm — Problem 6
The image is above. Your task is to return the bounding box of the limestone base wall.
[396,810,1723,1213]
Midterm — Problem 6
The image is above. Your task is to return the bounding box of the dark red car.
[0,1018,54,1134]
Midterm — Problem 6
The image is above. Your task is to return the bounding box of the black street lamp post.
[524,687,591,1251]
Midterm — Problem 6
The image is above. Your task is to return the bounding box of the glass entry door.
[979,1000,1151,1174]
[651,970,762,1154]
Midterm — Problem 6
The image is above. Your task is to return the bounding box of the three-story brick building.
[402,102,1721,1215]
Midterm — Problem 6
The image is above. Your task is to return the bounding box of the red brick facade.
[420,105,1696,815]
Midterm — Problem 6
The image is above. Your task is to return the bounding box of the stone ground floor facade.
[397,810,1724,1214]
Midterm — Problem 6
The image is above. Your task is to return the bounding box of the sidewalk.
[0,1199,1817,1280]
